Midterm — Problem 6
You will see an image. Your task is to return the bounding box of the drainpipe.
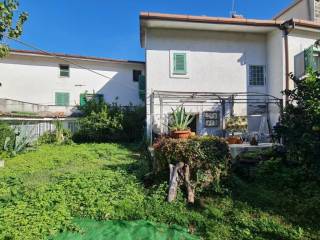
[280,19,295,105]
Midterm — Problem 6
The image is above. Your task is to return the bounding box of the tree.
[275,69,320,177]
[0,0,28,58]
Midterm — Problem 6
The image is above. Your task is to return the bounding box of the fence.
[0,118,79,140]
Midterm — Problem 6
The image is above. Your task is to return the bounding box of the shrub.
[38,120,72,145]
[0,122,15,154]
[275,70,320,177]
[38,129,72,145]
[153,136,230,197]
[73,99,145,143]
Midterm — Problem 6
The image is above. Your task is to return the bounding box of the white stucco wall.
[288,29,319,89]
[0,54,145,106]
[145,28,270,138]
[146,29,267,93]
[275,0,313,21]
[266,30,285,127]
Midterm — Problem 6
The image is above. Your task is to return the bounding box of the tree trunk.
[184,164,195,204]
[168,162,184,202]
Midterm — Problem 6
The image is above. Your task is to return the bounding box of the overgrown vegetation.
[0,143,318,240]
[275,70,320,177]
[73,98,145,143]
[38,120,72,145]
[153,136,230,203]
[0,122,15,155]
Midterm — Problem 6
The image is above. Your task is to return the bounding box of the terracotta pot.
[226,136,243,144]
[171,130,191,139]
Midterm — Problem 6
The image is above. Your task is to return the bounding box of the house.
[0,49,145,135]
[274,0,320,22]
[1,0,320,141]
[140,0,320,141]
[0,49,145,109]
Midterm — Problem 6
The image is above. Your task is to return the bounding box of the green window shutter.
[138,75,146,101]
[304,46,314,72]
[80,93,86,106]
[55,92,70,106]
[173,53,187,75]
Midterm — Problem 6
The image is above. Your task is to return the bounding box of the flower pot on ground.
[226,136,243,144]
[169,106,194,139]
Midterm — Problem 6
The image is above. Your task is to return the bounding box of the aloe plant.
[169,106,194,131]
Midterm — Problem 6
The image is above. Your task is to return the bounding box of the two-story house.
[140,0,320,141]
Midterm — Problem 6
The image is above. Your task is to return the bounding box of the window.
[173,53,187,75]
[59,65,70,77]
[133,70,142,82]
[80,93,104,106]
[249,65,265,86]
[204,111,220,128]
[55,92,70,106]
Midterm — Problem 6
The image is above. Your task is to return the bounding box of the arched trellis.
[149,90,283,143]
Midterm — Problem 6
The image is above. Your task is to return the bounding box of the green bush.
[0,122,15,154]
[73,99,145,143]
[153,136,230,194]
[38,129,72,145]
[275,70,320,177]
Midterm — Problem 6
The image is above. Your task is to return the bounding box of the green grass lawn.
[0,144,318,239]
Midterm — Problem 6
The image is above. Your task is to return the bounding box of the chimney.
[232,13,244,19]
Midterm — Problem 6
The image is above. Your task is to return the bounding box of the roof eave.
[8,49,145,65]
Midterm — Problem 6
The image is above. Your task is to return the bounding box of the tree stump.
[168,162,184,202]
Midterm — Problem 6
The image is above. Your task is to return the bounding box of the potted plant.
[169,106,194,139]
[225,116,248,144]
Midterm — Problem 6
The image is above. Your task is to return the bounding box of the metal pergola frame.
[149,90,283,142]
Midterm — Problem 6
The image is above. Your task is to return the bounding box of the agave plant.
[4,124,36,156]
[169,106,194,132]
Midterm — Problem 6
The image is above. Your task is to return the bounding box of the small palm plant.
[169,106,194,132]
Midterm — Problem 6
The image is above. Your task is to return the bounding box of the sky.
[7,0,293,61]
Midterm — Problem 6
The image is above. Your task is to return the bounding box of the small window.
[55,92,70,106]
[133,70,142,82]
[173,53,187,75]
[249,65,265,86]
[204,111,220,128]
[60,65,70,77]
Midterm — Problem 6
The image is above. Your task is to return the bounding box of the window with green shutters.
[55,92,70,106]
[80,93,86,106]
[79,93,104,106]
[304,45,320,73]
[173,53,187,75]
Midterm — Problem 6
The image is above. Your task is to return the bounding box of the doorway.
[188,114,198,133]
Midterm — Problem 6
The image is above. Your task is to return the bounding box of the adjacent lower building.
[0,49,145,111]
